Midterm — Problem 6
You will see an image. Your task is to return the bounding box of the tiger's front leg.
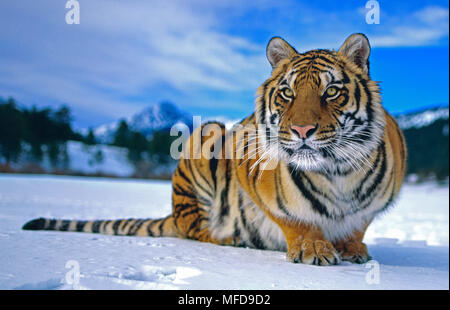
[273,217,341,266]
[333,227,371,264]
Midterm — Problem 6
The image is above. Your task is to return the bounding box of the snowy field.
[0,173,448,290]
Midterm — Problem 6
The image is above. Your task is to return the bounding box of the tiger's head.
[256,33,386,173]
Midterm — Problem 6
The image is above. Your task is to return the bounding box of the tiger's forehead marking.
[291,50,338,70]
[321,70,344,86]
[282,51,343,90]
[283,71,298,88]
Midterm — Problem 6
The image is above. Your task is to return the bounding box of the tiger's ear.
[338,33,371,74]
[266,37,298,69]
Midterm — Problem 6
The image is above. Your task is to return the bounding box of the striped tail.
[22,216,178,237]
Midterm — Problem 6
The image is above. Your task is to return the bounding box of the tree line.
[109,119,177,165]
[0,97,177,172]
[0,98,81,167]
[402,118,449,181]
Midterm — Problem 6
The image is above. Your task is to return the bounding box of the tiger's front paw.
[337,241,371,264]
[287,239,341,266]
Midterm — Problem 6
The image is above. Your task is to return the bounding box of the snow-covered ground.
[0,174,448,290]
[46,141,135,177]
[8,141,136,177]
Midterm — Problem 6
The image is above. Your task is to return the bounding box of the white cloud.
[0,0,269,126]
[370,6,449,47]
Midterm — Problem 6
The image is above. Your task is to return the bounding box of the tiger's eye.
[282,88,293,98]
[326,87,338,96]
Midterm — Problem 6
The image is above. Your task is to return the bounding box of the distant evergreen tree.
[113,120,131,148]
[148,130,177,164]
[128,131,148,163]
[0,98,24,163]
[0,98,78,167]
[47,142,60,167]
[84,128,97,145]
[52,105,74,141]
[22,107,47,161]
[403,118,449,180]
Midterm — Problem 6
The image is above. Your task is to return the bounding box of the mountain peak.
[395,106,449,129]
[94,101,193,143]
[131,101,193,136]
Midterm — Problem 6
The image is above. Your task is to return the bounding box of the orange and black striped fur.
[23,34,406,265]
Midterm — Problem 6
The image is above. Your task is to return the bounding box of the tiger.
[23,33,407,266]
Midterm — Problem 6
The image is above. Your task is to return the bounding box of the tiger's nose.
[291,124,318,139]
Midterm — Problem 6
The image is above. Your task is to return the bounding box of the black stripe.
[91,220,102,233]
[238,205,266,250]
[341,70,350,84]
[59,220,70,231]
[48,219,57,230]
[360,143,387,202]
[158,217,168,236]
[176,165,191,184]
[209,157,218,191]
[112,220,121,235]
[259,83,268,124]
[288,166,331,218]
[291,54,335,68]
[381,169,395,198]
[301,172,336,206]
[186,160,212,197]
[275,169,291,216]
[354,144,382,198]
[379,179,397,213]
[357,144,388,212]
[233,219,241,241]
[315,54,335,65]
[218,160,231,224]
[270,113,278,125]
[101,220,111,233]
[175,203,196,212]
[354,81,361,114]
[242,132,249,157]
[22,218,46,230]
[181,208,200,218]
[357,75,373,122]
[146,220,155,236]
[339,93,350,107]
[172,184,196,200]
[197,161,214,194]
[76,221,86,232]
[121,219,132,232]
[127,219,146,236]
[267,87,275,115]
[187,215,205,234]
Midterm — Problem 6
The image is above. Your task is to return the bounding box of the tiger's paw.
[337,241,371,264]
[287,239,341,266]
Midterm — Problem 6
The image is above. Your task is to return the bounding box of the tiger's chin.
[287,150,327,172]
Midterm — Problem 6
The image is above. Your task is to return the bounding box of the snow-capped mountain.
[130,101,193,136]
[395,106,449,130]
[394,105,449,180]
[94,101,193,143]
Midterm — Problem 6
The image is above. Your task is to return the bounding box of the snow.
[93,101,193,143]
[7,141,135,177]
[203,116,241,129]
[92,121,123,144]
[396,106,449,129]
[0,174,448,290]
[62,141,135,177]
[130,101,193,136]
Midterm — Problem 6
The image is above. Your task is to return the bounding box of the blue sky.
[0,0,448,129]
